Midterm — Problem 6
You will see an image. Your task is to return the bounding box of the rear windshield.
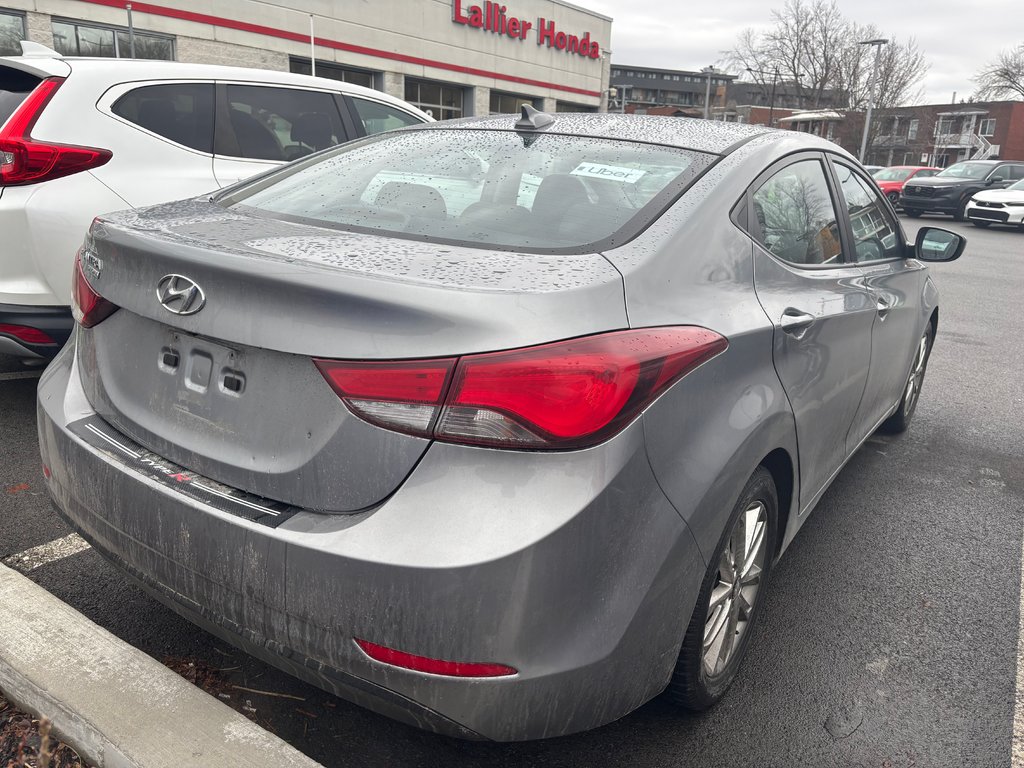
[0,68,40,127]
[227,128,713,253]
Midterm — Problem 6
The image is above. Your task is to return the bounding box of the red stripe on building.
[76,0,603,98]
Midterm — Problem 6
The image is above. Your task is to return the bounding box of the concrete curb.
[0,563,323,768]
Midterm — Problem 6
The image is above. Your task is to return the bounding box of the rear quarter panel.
[605,134,815,561]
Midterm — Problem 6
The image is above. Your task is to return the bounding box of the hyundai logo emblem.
[156,274,206,315]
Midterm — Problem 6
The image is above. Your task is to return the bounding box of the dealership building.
[0,0,611,115]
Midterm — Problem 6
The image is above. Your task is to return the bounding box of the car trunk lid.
[76,198,628,512]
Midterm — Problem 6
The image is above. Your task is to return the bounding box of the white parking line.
[0,370,43,382]
[1,534,91,573]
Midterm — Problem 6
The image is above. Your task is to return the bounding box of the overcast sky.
[583,0,1024,105]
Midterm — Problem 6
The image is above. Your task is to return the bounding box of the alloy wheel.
[903,332,929,419]
[702,501,768,677]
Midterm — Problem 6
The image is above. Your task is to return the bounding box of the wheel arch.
[760,447,795,561]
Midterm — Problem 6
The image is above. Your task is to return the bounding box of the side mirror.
[914,227,965,262]
[988,176,1003,184]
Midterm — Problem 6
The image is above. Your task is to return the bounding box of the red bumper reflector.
[354,638,517,678]
[0,323,55,345]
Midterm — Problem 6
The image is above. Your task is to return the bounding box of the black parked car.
[902,160,1024,220]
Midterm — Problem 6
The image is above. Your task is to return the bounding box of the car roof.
[0,54,428,116]
[410,113,780,155]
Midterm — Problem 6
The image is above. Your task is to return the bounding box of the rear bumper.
[0,302,72,359]
[38,338,706,741]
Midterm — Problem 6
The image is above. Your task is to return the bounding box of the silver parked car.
[38,111,965,741]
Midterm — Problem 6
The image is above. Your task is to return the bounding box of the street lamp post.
[858,38,889,163]
[746,67,781,126]
[702,66,716,119]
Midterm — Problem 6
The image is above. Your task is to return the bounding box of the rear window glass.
[112,83,215,153]
[0,68,39,128]
[227,129,711,253]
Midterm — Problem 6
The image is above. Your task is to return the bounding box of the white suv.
[0,43,431,360]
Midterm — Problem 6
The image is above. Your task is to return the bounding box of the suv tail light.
[71,249,118,328]
[315,327,727,450]
[0,78,112,186]
[0,324,55,345]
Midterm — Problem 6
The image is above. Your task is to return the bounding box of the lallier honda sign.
[453,0,602,59]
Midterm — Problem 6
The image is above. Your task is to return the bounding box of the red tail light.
[354,638,517,678]
[0,78,112,186]
[0,323,55,344]
[315,327,727,450]
[71,249,118,328]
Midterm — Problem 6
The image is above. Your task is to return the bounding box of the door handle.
[779,309,815,335]
[876,296,892,318]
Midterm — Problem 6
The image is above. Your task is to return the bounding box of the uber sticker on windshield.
[571,163,646,184]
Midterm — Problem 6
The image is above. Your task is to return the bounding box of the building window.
[406,78,465,120]
[51,18,174,59]
[611,69,620,76]
[289,57,376,89]
[908,119,919,140]
[934,118,952,136]
[489,90,534,115]
[671,74,680,81]
[979,118,996,136]
[0,9,26,56]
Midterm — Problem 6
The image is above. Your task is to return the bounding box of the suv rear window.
[112,83,215,153]
[0,68,40,128]
[227,129,712,253]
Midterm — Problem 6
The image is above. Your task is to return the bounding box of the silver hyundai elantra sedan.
[37,110,964,741]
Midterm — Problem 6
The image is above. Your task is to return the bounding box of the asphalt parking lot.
[1,217,1022,767]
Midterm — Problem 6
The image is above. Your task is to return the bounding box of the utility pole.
[746,67,783,127]
[702,66,716,119]
[858,38,889,163]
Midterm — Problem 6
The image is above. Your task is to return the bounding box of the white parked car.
[965,178,1024,230]
[0,42,431,360]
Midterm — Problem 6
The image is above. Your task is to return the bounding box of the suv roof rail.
[19,41,64,59]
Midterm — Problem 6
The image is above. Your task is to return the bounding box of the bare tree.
[973,45,1024,100]
[724,2,928,112]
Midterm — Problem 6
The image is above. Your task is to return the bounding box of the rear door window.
[216,84,348,162]
[112,83,215,153]
[0,67,40,128]
[349,97,425,136]
[750,159,844,266]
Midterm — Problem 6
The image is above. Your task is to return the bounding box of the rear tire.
[880,322,934,434]
[667,467,777,710]
[904,208,922,218]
